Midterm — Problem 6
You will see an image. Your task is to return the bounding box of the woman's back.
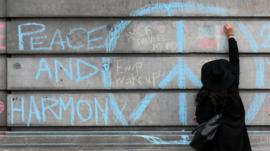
[195,87,245,124]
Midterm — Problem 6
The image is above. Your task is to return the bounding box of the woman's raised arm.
[224,24,240,88]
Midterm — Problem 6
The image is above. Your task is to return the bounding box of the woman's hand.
[224,23,234,38]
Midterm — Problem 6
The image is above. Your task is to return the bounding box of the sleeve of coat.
[228,38,240,89]
[195,97,216,124]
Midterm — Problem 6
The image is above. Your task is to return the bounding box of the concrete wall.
[1,0,270,150]
[0,0,5,17]
[0,8,7,128]
[6,0,270,17]
[7,20,270,53]
[6,92,270,126]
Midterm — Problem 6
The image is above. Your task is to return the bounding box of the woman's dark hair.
[195,86,238,112]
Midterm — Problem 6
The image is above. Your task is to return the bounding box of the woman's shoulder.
[195,89,213,105]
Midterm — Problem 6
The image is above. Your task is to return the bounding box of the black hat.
[201,59,235,91]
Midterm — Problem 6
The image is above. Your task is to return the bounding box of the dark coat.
[195,38,252,151]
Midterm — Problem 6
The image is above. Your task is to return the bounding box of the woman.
[194,24,252,151]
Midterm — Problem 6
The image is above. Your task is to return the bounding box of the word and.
[35,58,100,82]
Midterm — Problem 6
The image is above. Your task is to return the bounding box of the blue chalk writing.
[237,22,266,88]
[237,22,259,52]
[95,97,109,125]
[35,58,53,80]
[236,22,268,124]
[30,36,50,51]
[256,59,265,88]
[176,21,185,52]
[76,99,93,122]
[109,94,128,125]
[76,59,99,82]
[105,2,226,52]
[87,25,106,50]
[11,96,25,124]
[27,96,41,126]
[49,29,66,50]
[179,93,187,125]
[131,2,226,16]
[101,57,112,88]
[159,59,202,89]
[18,23,107,51]
[245,93,266,123]
[260,23,270,49]
[10,96,121,125]
[105,21,131,52]
[59,96,75,125]
[41,96,60,122]
[136,134,190,145]
[35,58,100,83]
[66,28,86,49]
[130,93,157,123]
[14,2,270,126]
[18,23,46,50]
[54,58,73,82]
